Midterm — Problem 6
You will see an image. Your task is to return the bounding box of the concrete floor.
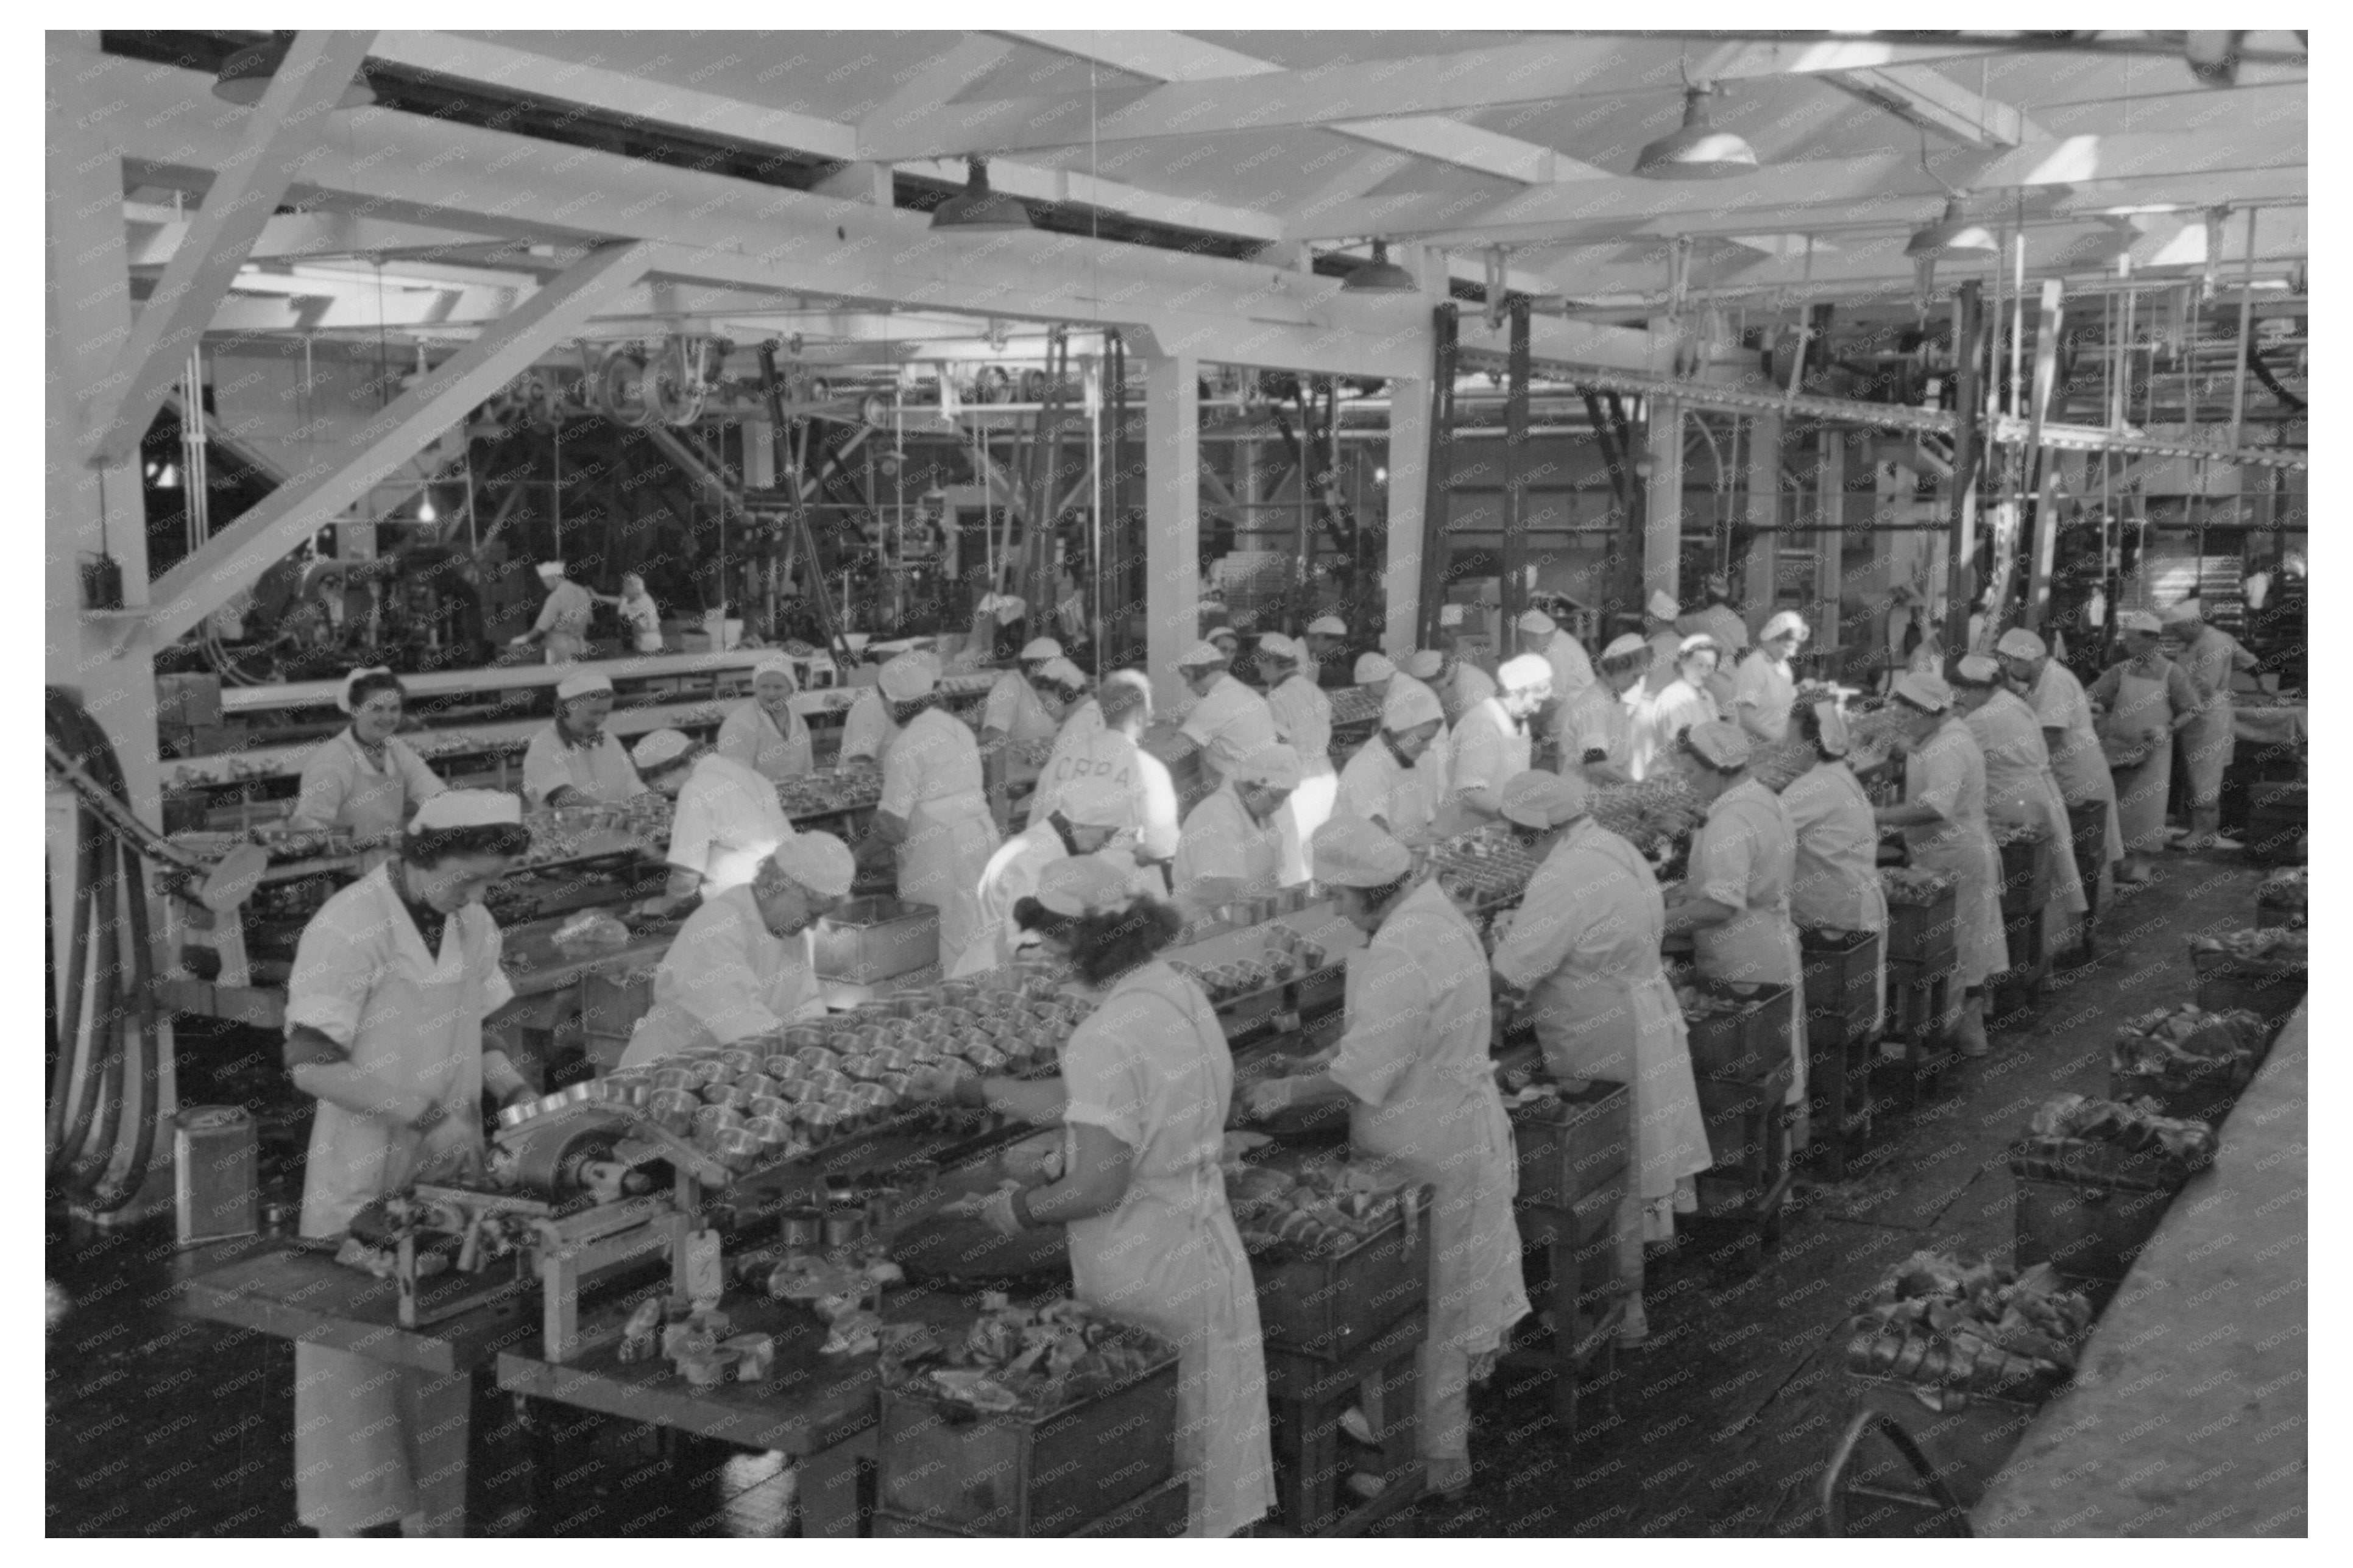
[45,850,2280,1538]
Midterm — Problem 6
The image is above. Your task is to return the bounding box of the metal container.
[780,1208,825,1250]
[712,1127,765,1174]
[172,1106,258,1246]
[706,1083,757,1112]
[737,1073,779,1102]
[651,1066,698,1093]
[693,1104,746,1142]
[743,1115,795,1158]
[792,1046,838,1073]
[964,1044,1010,1074]
[748,1094,797,1125]
[822,1207,868,1248]
[648,1089,699,1135]
[763,1056,804,1082]
[688,1059,730,1088]
[784,1024,833,1053]
[718,1048,763,1078]
[496,1100,540,1131]
[847,1081,893,1116]
[603,1074,653,1108]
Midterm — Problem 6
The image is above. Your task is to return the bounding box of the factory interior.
[42,26,2309,1541]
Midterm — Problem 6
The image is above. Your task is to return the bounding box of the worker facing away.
[511,560,596,663]
[863,651,1001,963]
[952,769,1141,978]
[1254,631,1339,885]
[1175,640,1279,793]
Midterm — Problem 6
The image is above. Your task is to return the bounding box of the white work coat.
[1060,962,1275,1537]
[1492,819,1710,1209]
[838,687,901,765]
[1448,697,1532,802]
[1337,736,1436,840]
[1337,881,1530,1465]
[1781,761,1891,934]
[522,724,643,808]
[291,729,445,850]
[283,867,514,1533]
[2026,659,2122,866]
[1028,697,1106,825]
[715,696,813,783]
[1559,681,1633,778]
[1732,649,1797,744]
[1965,690,2087,919]
[1172,784,1286,902]
[615,592,663,654]
[2176,626,2254,803]
[1267,674,1337,886]
[1437,660,1498,727]
[880,707,1000,963]
[1178,672,1278,786]
[622,885,824,1066]
[1686,777,1808,1101]
[1900,721,2011,986]
[1032,705,1182,863]
[666,753,797,895]
[531,579,596,663]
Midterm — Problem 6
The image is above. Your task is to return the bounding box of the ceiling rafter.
[1824,63,2038,148]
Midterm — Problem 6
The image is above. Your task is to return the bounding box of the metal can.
[791,1046,838,1073]
[688,1059,730,1088]
[648,1089,699,1136]
[693,1104,746,1142]
[737,1073,779,1102]
[762,1056,803,1082]
[747,1095,796,1125]
[712,1127,765,1174]
[701,1083,754,1112]
[743,1115,794,1157]
[718,1049,762,1078]
[651,1066,698,1093]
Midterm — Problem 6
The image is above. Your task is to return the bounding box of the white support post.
[1382,376,1430,655]
[1813,428,1846,652]
[1743,413,1782,618]
[142,241,657,646]
[1144,353,1200,716]
[1643,397,1686,611]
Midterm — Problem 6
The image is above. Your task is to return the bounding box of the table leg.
[798,1428,876,1538]
[410,1368,473,1538]
[1549,1235,1579,1429]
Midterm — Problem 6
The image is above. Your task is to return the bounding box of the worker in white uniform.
[952,771,1138,977]
[1952,653,2089,940]
[1777,701,1891,1045]
[1446,652,1550,818]
[981,635,1068,783]
[280,790,537,1536]
[1732,612,1807,745]
[907,855,1276,1537]
[1432,616,1499,727]
[631,727,796,909]
[510,560,596,663]
[1256,632,1337,885]
[1245,817,1529,1498]
[1489,771,1709,1344]
[1398,649,1457,818]
[2164,598,2259,852]
[1030,670,1182,869]
[1875,671,2010,1056]
[2088,610,2201,885]
[618,834,854,1068]
[1336,677,1445,841]
[1516,607,1593,767]
[858,651,999,962]
[715,653,815,782]
[1663,721,1812,1139]
[1305,613,1353,690]
[521,671,648,808]
[1561,634,1649,786]
[1677,573,1752,666]
[291,668,447,863]
[1622,627,1691,781]
[1172,744,1300,908]
[1997,626,2119,949]
[598,572,664,655]
[1175,640,1279,791]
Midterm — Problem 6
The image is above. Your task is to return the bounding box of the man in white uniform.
[522,671,648,808]
[511,560,596,663]
[952,772,1139,976]
[620,835,855,1067]
[1173,744,1301,908]
[631,727,796,909]
[1176,641,1279,791]
[1031,670,1181,867]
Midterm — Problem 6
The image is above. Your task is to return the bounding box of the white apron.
[896,793,999,967]
[2101,668,2176,854]
[1901,731,2010,987]
[1688,784,1809,1105]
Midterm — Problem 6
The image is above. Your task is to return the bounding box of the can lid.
[176,1105,250,1132]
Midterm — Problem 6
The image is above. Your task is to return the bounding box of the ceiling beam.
[1824,63,2036,148]
[124,207,501,269]
[145,240,656,645]
[80,30,378,468]
[893,157,1281,242]
[851,33,1018,140]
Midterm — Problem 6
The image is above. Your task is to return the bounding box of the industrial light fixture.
[1633,85,1759,180]
[2184,30,2246,87]
[212,36,376,109]
[929,157,1031,233]
[1906,196,2000,259]
[1340,239,1418,294]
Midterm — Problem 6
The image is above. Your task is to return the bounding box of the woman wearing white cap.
[1255,632,1338,885]
[909,856,1275,1537]
[2086,611,2201,884]
[1304,613,1353,690]
[1676,573,1751,663]
[1875,673,2008,1054]
[981,636,1068,795]
[280,791,537,1535]
[522,672,648,808]
[951,771,1139,978]
[1996,627,2120,933]
[618,835,854,1069]
[1398,649,1458,817]
[290,668,447,863]
[1490,771,1709,1342]
[509,560,596,663]
[837,654,932,769]
[1336,679,1446,841]
[631,729,796,909]
[1430,637,1499,727]
[1951,655,2087,936]
[1564,634,1651,785]
[1664,721,1812,1123]
[596,572,664,655]
[1777,701,1890,1043]
[1733,612,1808,744]
[2164,599,2259,852]
[1632,635,1724,782]
[1447,653,1549,818]
[1031,671,1183,866]
[1175,641,1279,792]
[867,652,1000,961]
[1246,816,1528,1499]
[715,654,815,783]
[1172,744,1301,908]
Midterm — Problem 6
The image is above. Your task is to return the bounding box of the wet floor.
[46,851,2271,1537]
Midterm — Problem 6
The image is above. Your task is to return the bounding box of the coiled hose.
[45,686,163,1214]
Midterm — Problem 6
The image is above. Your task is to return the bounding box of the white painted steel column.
[1643,397,1685,610]
[1381,376,1429,656]
[1143,353,1200,715]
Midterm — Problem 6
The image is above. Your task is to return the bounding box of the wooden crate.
[1683,981,1794,1082]
[2245,782,2306,866]
[1884,885,1959,973]
[1250,1185,1432,1363]
[1262,1308,1427,1536]
[1509,1079,1631,1212]
[1996,832,2053,920]
[874,1477,1189,1538]
[1694,1059,1793,1210]
[1878,959,1956,1114]
[1800,928,1882,1050]
[2191,955,2305,1044]
[1506,1170,1630,1435]
[2110,1057,2252,1128]
[2009,1160,2187,1293]
[875,1354,1180,1534]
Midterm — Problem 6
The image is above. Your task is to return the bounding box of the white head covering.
[1055,771,1134,829]
[879,652,936,702]
[536,560,565,579]
[1354,652,1396,684]
[2160,599,2203,627]
[1600,633,1651,663]
[1704,572,1732,598]
[1498,653,1554,693]
[338,666,394,715]
[752,653,799,688]
[1310,816,1412,888]
[1953,654,2003,687]
[768,832,855,899]
[631,729,695,771]
[1256,632,1303,664]
[1996,627,2047,661]
[1647,590,1680,621]
[1678,633,1721,657]
[1761,610,1810,646]
[1499,771,1590,829]
[1176,641,1228,669]
[554,671,614,702]
[1516,608,1556,635]
[1381,679,1445,730]
[411,789,523,830]
[1035,854,1142,917]
[980,593,1027,624]
[1306,615,1348,638]
[1019,636,1063,662]
[1685,719,1753,769]
[2117,609,2162,635]
[1403,649,1444,681]
[1228,744,1304,791]
[1892,670,1955,712]
[1036,657,1086,690]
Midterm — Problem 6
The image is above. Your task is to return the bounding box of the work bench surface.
[177,1234,539,1375]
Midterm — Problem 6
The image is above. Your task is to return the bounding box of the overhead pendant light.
[2184,31,2246,88]
[929,157,1032,233]
[1906,195,2000,260]
[1633,85,1759,180]
[1341,239,1418,294]
[212,37,375,109]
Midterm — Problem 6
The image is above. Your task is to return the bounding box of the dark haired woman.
[290,667,445,863]
[1776,699,1891,1048]
[279,790,536,1536]
[908,856,1273,1536]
